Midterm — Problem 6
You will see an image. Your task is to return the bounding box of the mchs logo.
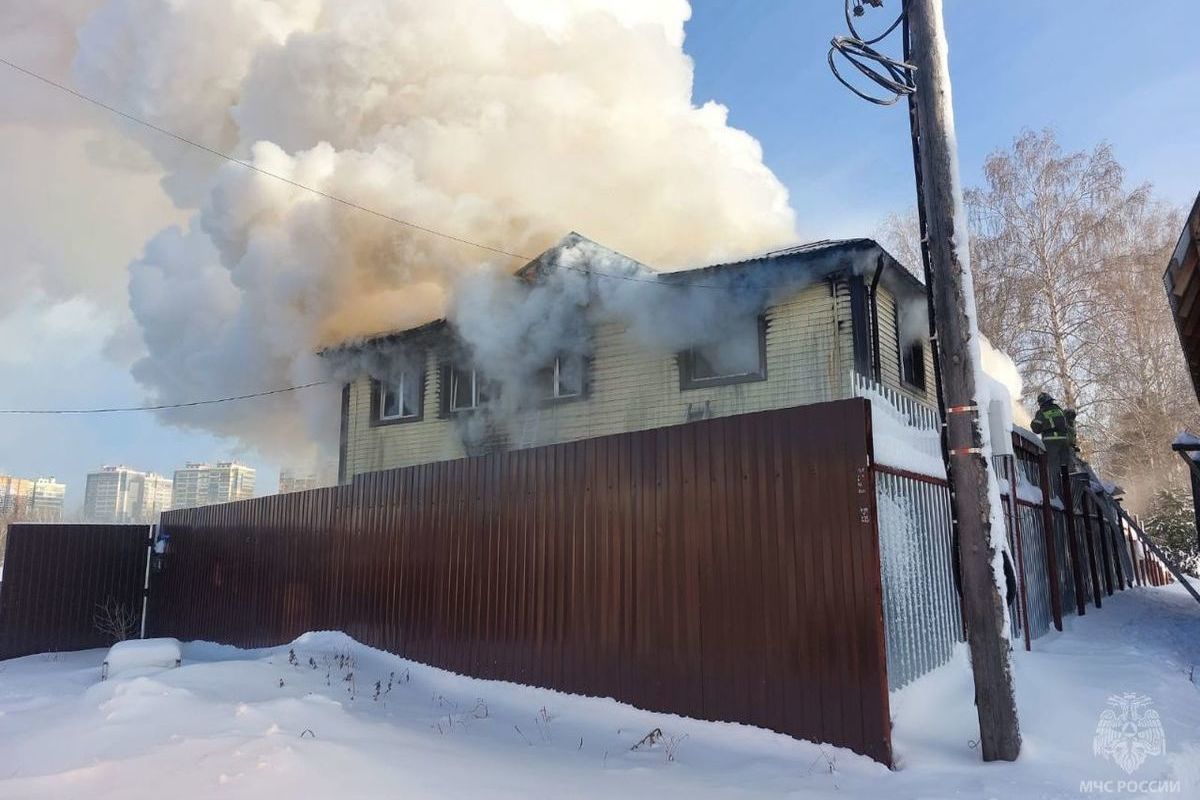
[1092,693,1166,775]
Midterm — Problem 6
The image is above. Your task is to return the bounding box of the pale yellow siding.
[876,285,903,390]
[875,284,937,405]
[343,280,855,480]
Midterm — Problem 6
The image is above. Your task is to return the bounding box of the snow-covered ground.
[0,584,1197,799]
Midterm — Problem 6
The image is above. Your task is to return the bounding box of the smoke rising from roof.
[64,0,797,465]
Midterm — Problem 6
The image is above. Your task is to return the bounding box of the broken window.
[680,316,767,389]
[901,341,927,392]
[539,354,585,400]
[373,367,423,424]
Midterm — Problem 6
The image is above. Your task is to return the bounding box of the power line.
[0,56,530,262]
[0,56,761,292]
[0,381,329,415]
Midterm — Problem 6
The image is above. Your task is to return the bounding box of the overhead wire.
[0,56,737,291]
[0,382,331,415]
[0,56,530,262]
[0,51,839,415]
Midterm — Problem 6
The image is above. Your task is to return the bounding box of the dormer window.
[540,354,585,401]
[679,316,767,389]
[371,366,424,426]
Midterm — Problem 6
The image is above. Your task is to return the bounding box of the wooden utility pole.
[906,0,1021,761]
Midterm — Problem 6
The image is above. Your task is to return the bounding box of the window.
[901,341,927,392]
[679,316,767,389]
[371,368,423,425]
[440,364,494,414]
[539,354,585,401]
[448,365,478,411]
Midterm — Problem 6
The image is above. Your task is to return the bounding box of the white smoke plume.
[979,334,1032,428]
[439,235,779,418]
[61,0,796,465]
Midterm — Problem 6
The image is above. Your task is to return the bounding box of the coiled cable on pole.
[828,0,916,106]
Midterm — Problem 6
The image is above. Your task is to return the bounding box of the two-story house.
[326,234,935,483]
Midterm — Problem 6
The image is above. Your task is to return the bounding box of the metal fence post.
[1059,466,1086,616]
[1093,495,1114,597]
[1006,458,1032,651]
[1037,452,1063,630]
[1080,489,1103,609]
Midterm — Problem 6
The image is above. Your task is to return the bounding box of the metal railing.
[852,373,940,431]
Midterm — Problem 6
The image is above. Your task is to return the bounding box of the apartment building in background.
[171,462,256,509]
[278,468,318,494]
[277,464,337,494]
[30,478,66,519]
[83,466,173,524]
[0,475,66,521]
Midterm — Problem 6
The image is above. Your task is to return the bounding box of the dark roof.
[661,237,925,298]
[318,317,447,356]
[1164,192,1200,404]
[323,235,925,353]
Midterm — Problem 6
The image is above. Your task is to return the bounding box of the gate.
[0,523,151,659]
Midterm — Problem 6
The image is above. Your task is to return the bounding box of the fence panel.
[874,469,962,690]
[149,399,894,764]
[0,523,150,659]
[1051,510,1080,614]
[1015,503,1053,640]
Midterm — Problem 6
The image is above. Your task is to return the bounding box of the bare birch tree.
[881,129,1193,510]
[965,129,1151,413]
[1087,202,1198,502]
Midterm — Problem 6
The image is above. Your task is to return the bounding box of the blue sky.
[3,2,1199,512]
[686,1,1200,234]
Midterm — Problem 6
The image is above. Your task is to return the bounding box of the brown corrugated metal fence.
[0,523,150,659]
[149,399,893,762]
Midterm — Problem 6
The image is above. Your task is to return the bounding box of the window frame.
[539,354,588,405]
[369,367,425,427]
[439,362,494,416]
[678,315,768,391]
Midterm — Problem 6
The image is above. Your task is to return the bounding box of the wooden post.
[1037,450,1063,630]
[1080,491,1102,609]
[907,0,1021,761]
[1060,466,1086,616]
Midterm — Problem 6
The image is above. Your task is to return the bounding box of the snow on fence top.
[852,375,945,479]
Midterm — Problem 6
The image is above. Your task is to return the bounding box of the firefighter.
[1032,391,1075,486]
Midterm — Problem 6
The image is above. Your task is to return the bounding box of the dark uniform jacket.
[1031,402,1071,443]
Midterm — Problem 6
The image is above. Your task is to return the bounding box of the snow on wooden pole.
[906,0,1021,762]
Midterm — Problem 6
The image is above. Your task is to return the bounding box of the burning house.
[326,234,936,483]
